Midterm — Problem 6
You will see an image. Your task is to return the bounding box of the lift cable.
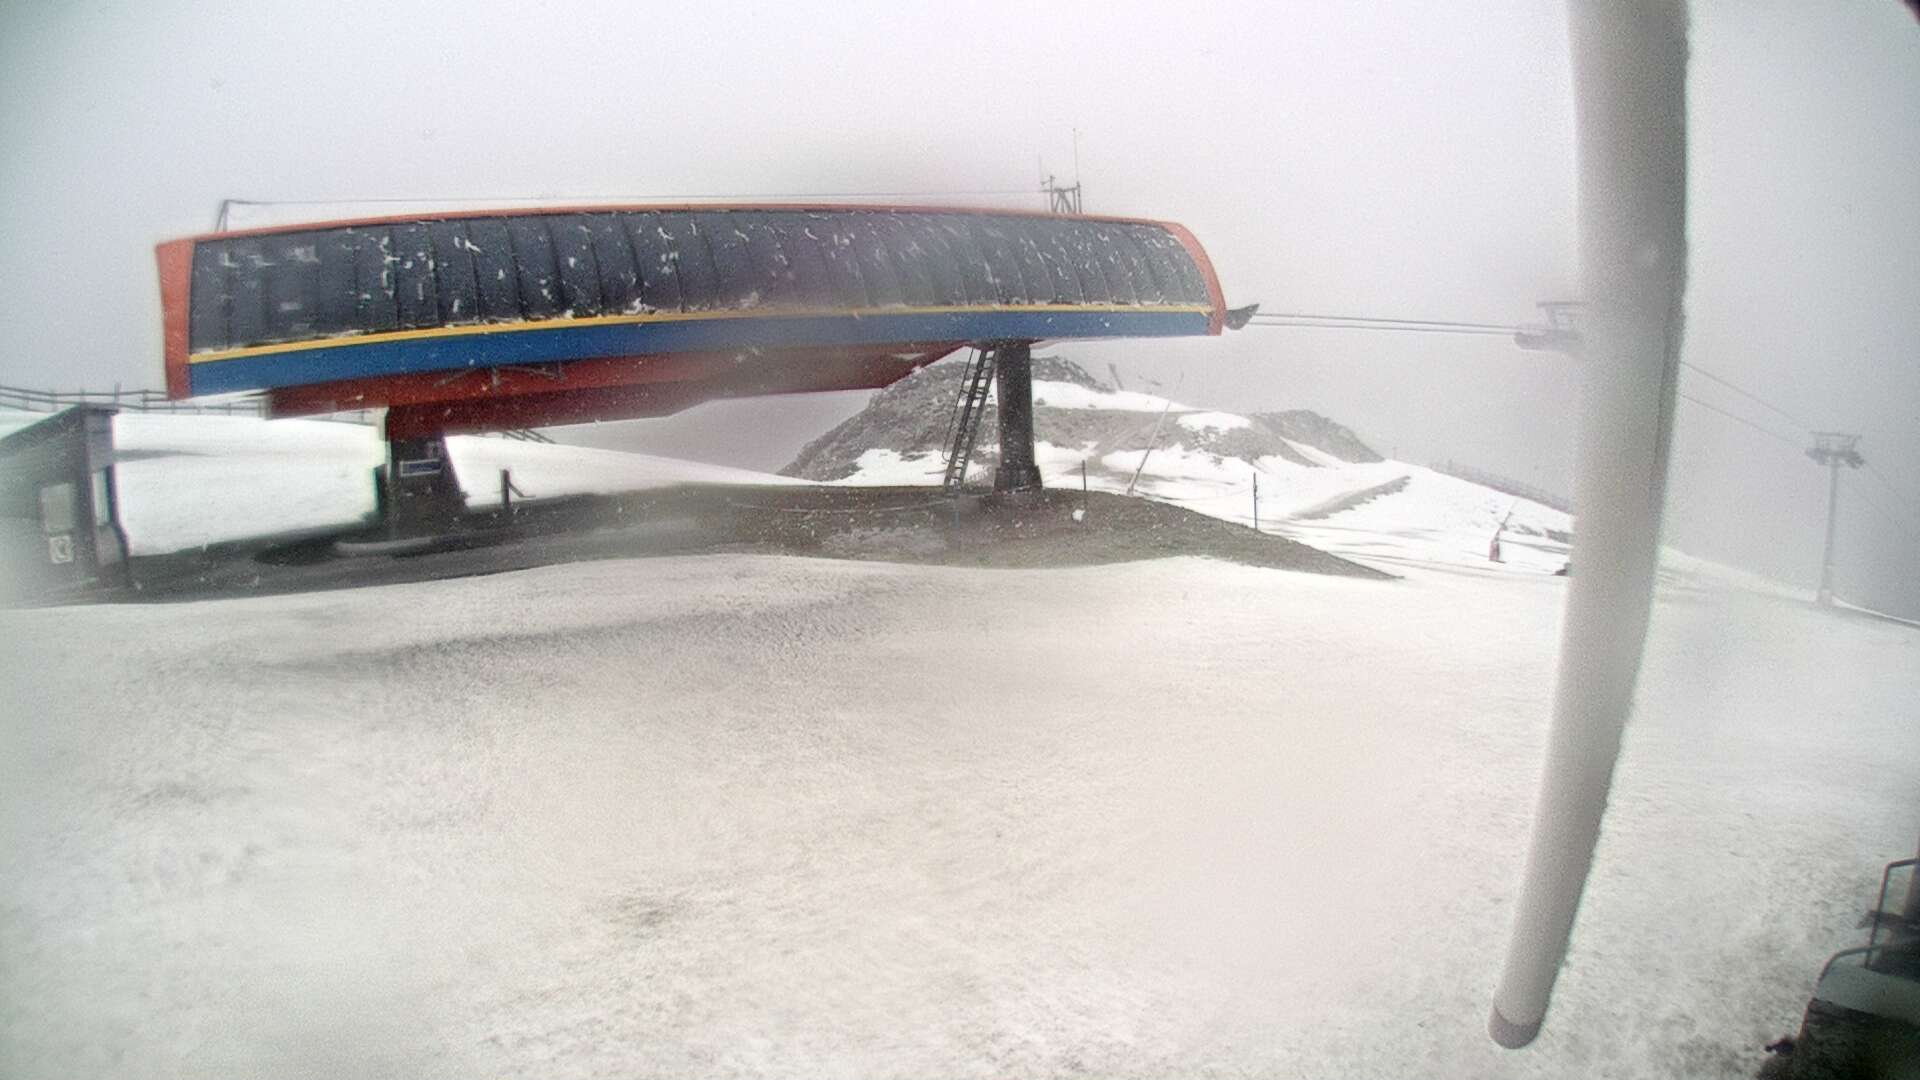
[1674,361,1815,434]
[1246,314,1848,459]
[1862,463,1920,528]
[1247,317,1518,337]
[1246,311,1522,333]
[1674,392,1805,450]
[1849,484,1920,543]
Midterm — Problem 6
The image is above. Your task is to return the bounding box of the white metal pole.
[1489,0,1689,1049]
[1125,374,1183,498]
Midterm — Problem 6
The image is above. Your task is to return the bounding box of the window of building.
[38,482,75,535]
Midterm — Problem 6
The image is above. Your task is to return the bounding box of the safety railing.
[1866,857,1918,961]
[0,384,262,416]
[0,385,381,426]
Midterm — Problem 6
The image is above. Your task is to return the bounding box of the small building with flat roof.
[0,406,129,602]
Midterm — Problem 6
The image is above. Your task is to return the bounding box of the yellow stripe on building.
[186,303,1215,364]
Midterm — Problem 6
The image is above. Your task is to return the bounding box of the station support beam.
[381,421,467,536]
[993,341,1043,493]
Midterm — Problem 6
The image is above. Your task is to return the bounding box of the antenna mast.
[1041,128,1084,214]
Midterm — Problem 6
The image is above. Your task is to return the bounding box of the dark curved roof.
[157,204,1226,405]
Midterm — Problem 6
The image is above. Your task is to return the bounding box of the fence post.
[500,469,512,516]
[1252,472,1260,531]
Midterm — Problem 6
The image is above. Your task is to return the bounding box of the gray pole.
[1125,376,1182,498]
[1489,0,1688,1050]
[1806,433,1863,606]
[1818,459,1842,605]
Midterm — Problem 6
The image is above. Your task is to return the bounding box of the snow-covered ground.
[11,403,1563,576]
[1281,468,1571,574]
[1027,380,1200,414]
[824,377,1574,576]
[0,412,800,555]
[1,551,1914,1079]
[3,407,1910,1076]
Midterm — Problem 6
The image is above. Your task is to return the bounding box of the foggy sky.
[1,2,1915,614]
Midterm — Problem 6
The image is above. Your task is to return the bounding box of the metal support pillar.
[1818,462,1843,605]
[993,341,1043,493]
[1806,432,1863,606]
[382,429,466,536]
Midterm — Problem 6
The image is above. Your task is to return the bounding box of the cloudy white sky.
[2,1,1915,613]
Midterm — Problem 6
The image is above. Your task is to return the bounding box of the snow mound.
[112,414,386,554]
[834,448,948,487]
[105,413,797,554]
[789,356,1571,574]
[1028,380,1197,413]
[1176,411,1251,433]
[1285,467,1572,573]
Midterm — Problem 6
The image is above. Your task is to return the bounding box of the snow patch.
[1029,380,1196,413]
[104,413,799,554]
[1176,411,1250,433]
[836,448,948,486]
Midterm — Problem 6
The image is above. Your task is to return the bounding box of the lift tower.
[1807,432,1865,606]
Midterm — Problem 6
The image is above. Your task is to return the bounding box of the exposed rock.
[1249,410,1385,464]
[782,354,1383,480]
[1029,354,1108,390]
[783,361,970,481]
